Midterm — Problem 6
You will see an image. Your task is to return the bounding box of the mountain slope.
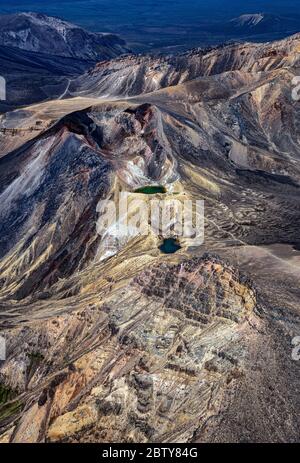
[68,33,300,99]
[0,12,129,61]
[229,13,300,34]
[1,62,300,300]
[0,33,299,443]
[0,45,94,112]
[0,13,129,112]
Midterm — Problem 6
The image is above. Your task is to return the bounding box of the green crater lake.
[159,238,181,254]
[134,185,166,194]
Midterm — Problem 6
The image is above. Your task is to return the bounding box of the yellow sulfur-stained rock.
[47,405,98,442]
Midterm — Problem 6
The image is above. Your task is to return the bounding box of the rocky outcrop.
[134,254,256,324]
[1,253,299,443]
[0,254,257,442]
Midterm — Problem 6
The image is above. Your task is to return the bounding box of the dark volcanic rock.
[0,45,92,112]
